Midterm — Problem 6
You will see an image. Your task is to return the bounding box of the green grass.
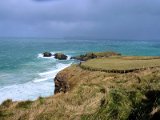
[38,96,45,104]
[93,51,121,57]
[16,100,33,109]
[81,57,160,73]
[1,99,12,107]
[121,56,160,60]
[0,110,13,118]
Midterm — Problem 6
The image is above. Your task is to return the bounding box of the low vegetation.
[1,99,12,108]
[0,56,160,120]
[16,100,33,109]
[81,57,160,73]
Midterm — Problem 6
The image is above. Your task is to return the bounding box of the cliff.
[1,56,160,120]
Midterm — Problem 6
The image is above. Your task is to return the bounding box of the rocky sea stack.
[43,52,52,57]
[43,52,68,60]
[54,53,68,60]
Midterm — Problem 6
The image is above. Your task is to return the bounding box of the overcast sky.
[0,0,160,40]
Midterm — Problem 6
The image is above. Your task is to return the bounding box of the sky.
[0,0,160,40]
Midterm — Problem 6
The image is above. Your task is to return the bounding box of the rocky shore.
[54,51,122,94]
[43,51,121,61]
[0,51,160,120]
[71,51,121,61]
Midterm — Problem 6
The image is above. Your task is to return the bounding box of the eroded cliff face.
[54,65,81,94]
[53,64,95,94]
[54,73,70,94]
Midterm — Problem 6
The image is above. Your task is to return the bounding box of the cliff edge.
[1,56,160,120]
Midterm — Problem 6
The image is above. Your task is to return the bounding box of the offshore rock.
[43,52,52,57]
[54,53,67,60]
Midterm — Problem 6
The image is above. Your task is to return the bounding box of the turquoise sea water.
[0,38,160,103]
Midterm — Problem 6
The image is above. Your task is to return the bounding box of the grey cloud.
[0,0,160,40]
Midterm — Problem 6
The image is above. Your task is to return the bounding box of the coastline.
[1,51,160,103]
[0,53,73,104]
[0,51,160,119]
[0,38,160,103]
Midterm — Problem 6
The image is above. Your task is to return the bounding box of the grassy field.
[0,57,160,120]
[81,57,160,73]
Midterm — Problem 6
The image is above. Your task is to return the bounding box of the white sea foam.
[0,81,54,103]
[37,52,71,60]
[37,53,43,58]
[33,63,71,83]
[67,55,71,60]
[0,73,9,78]
[37,53,55,59]
[0,63,72,103]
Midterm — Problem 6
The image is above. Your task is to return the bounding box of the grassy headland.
[81,56,160,73]
[0,52,160,120]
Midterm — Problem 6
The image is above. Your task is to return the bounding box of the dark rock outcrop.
[54,53,67,60]
[54,74,69,94]
[71,53,97,61]
[71,51,121,61]
[43,52,52,57]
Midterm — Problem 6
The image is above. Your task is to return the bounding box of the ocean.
[0,38,160,103]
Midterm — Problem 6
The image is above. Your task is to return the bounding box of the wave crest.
[33,63,71,83]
